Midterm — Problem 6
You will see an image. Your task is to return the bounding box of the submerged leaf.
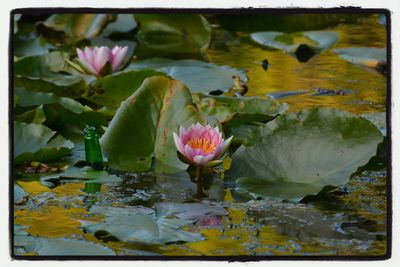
[81,205,204,244]
[14,236,115,256]
[228,108,383,201]
[100,76,205,172]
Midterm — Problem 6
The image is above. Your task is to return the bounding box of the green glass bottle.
[84,126,104,170]
[84,183,102,194]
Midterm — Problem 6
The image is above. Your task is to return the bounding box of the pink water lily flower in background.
[76,45,129,77]
[173,123,233,167]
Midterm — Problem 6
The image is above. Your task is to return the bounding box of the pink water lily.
[76,46,129,77]
[173,123,233,167]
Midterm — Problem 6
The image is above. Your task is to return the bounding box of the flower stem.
[196,165,204,197]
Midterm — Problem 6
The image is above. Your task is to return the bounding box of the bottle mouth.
[84,126,98,137]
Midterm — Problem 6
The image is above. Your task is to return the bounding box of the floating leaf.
[228,108,383,201]
[14,122,74,164]
[41,166,122,184]
[333,47,386,71]
[14,36,54,57]
[14,52,87,98]
[126,58,247,94]
[361,112,386,136]
[41,14,112,42]
[82,69,164,109]
[193,94,288,125]
[15,86,85,113]
[14,236,115,256]
[14,184,28,203]
[101,14,137,36]
[135,14,211,55]
[100,76,205,172]
[81,205,204,244]
[15,105,46,124]
[251,31,338,62]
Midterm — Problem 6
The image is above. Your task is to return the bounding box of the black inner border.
[9,7,392,261]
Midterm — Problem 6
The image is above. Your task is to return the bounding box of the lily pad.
[41,166,122,185]
[15,105,46,125]
[101,14,137,36]
[126,58,248,94]
[14,36,54,57]
[14,184,28,203]
[14,236,115,256]
[135,14,211,55]
[361,112,386,136]
[155,203,228,220]
[82,69,165,109]
[100,76,205,172]
[333,47,386,70]
[14,122,74,164]
[41,14,113,42]
[15,86,85,113]
[193,94,288,125]
[250,31,338,62]
[228,108,383,201]
[81,205,204,244]
[14,52,87,98]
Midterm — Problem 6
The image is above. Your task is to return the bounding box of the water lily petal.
[111,46,128,71]
[93,46,110,72]
[173,132,185,155]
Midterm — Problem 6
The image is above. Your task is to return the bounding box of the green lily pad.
[81,205,204,244]
[193,94,288,125]
[14,121,74,165]
[361,112,386,136]
[15,86,85,113]
[15,105,46,125]
[126,58,248,94]
[82,69,165,109]
[14,236,115,256]
[250,31,338,62]
[101,14,137,36]
[41,166,122,185]
[100,76,205,172]
[228,108,383,201]
[14,184,27,203]
[135,14,211,55]
[14,52,87,99]
[333,47,386,69]
[41,14,113,42]
[14,36,54,57]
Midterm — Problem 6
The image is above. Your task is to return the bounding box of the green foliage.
[14,122,74,164]
[135,14,211,55]
[81,205,204,244]
[100,76,205,172]
[126,58,247,93]
[82,69,165,109]
[251,31,338,62]
[14,52,87,99]
[41,14,113,42]
[229,108,383,201]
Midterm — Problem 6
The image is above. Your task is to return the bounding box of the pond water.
[14,14,388,257]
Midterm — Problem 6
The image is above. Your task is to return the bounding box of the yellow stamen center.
[187,138,217,154]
